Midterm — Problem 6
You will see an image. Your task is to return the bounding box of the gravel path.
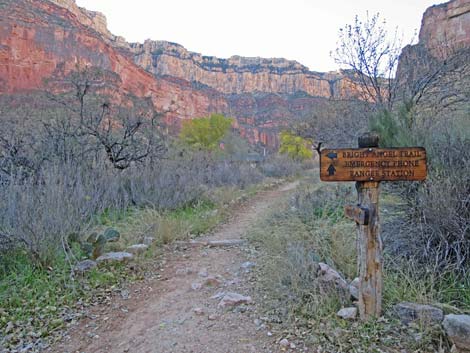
[50,181,299,353]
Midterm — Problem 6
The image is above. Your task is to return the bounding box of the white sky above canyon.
[75,0,440,72]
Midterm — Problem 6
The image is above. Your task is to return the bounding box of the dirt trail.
[51,181,299,353]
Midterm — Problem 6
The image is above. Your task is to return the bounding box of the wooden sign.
[318,133,428,321]
[344,205,369,225]
[320,147,427,182]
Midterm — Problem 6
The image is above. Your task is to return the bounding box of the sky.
[75,0,440,72]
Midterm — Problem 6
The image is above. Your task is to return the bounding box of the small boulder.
[198,268,208,278]
[203,276,222,287]
[443,314,470,352]
[218,292,252,308]
[142,236,155,246]
[241,262,256,272]
[175,267,193,276]
[126,244,149,255]
[193,308,205,316]
[74,259,97,273]
[279,338,289,347]
[337,307,358,320]
[96,252,133,264]
[393,302,444,325]
[317,262,348,290]
[191,282,202,291]
[349,277,360,300]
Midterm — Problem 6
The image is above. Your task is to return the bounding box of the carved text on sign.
[320,147,427,182]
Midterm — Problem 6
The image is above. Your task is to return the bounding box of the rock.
[96,252,133,264]
[317,262,348,291]
[120,289,130,300]
[208,314,219,321]
[142,236,155,246]
[193,308,205,316]
[198,268,208,277]
[279,338,289,347]
[175,267,193,276]
[241,261,256,271]
[126,244,149,255]
[203,276,222,287]
[191,282,202,290]
[393,302,444,325]
[443,314,470,352]
[337,307,358,320]
[74,259,97,273]
[349,277,360,300]
[218,292,252,308]
[211,291,226,300]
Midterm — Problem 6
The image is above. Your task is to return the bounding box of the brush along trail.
[50,181,299,353]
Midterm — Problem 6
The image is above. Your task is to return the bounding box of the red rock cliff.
[0,0,226,126]
[419,0,470,58]
[0,0,366,148]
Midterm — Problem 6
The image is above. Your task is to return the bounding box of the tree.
[279,131,313,161]
[47,65,166,169]
[333,13,402,111]
[179,114,233,151]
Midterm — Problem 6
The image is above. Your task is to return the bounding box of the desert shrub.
[259,154,305,178]
[0,148,267,266]
[249,181,356,323]
[370,100,470,276]
[393,131,470,276]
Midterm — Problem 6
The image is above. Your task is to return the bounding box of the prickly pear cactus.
[104,228,120,242]
[92,233,107,259]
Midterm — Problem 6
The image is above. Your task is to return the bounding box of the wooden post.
[356,132,383,320]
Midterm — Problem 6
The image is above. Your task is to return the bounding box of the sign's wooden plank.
[344,205,369,225]
[320,147,427,182]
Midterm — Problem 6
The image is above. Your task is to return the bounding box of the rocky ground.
[48,182,302,353]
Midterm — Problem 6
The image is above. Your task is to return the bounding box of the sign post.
[319,132,427,320]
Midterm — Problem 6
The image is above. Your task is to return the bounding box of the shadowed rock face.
[418,0,470,57]
[396,0,469,117]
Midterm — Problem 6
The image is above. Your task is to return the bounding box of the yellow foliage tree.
[279,131,313,161]
[179,114,233,151]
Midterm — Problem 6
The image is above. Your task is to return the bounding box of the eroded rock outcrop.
[396,0,470,105]
[0,0,226,127]
[130,40,360,99]
[0,0,371,148]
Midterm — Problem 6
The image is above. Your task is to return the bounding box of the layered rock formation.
[0,0,367,148]
[130,40,358,98]
[396,0,469,112]
[419,0,470,57]
[2,0,465,148]
[0,0,226,127]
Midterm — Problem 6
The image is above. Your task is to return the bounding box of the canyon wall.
[3,0,466,149]
[396,0,469,113]
[130,40,359,98]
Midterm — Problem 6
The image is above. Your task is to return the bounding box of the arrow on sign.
[327,152,338,160]
[327,164,336,176]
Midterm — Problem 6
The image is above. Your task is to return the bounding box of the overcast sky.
[75,0,440,72]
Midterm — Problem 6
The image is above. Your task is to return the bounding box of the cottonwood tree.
[179,113,233,151]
